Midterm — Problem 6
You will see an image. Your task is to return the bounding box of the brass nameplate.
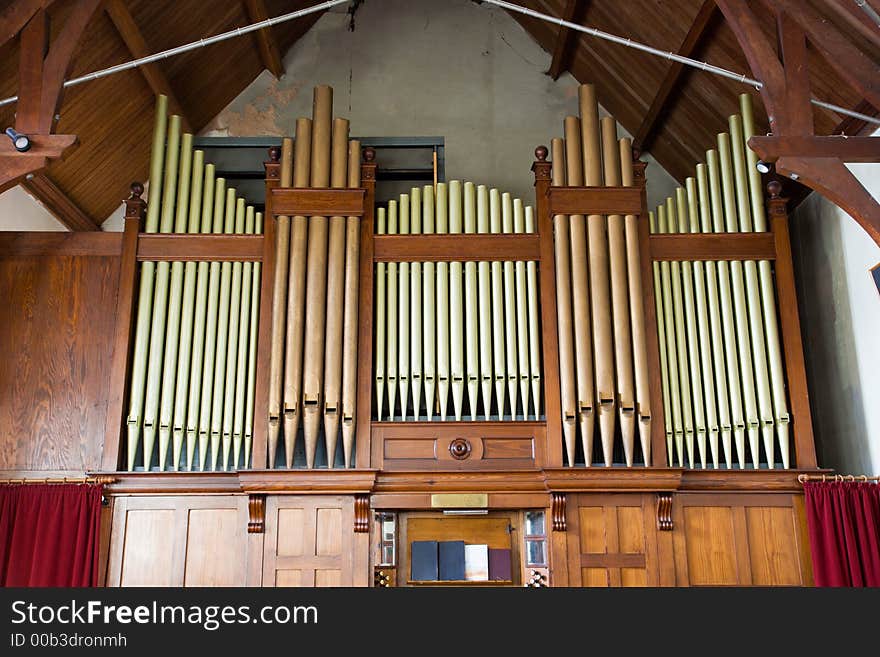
[430,493,488,509]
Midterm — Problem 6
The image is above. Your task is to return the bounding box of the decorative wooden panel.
[262,495,367,587]
[563,494,660,587]
[0,254,119,472]
[373,423,544,471]
[107,495,250,587]
[671,493,811,586]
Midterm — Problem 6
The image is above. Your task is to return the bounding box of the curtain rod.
[483,0,880,127]
[797,473,879,483]
[0,475,116,485]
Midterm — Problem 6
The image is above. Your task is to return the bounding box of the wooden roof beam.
[104,0,192,133]
[22,172,100,231]
[0,0,47,48]
[547,0,589,81]
[632,0,717,154]
[242,0,285,79]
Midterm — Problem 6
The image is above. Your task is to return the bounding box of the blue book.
[438,540,466,581]
[410,541,439,581]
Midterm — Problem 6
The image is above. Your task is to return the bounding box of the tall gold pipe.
[341,140,361,467]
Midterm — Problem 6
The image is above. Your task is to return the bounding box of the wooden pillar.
[355,147,377,469]
[253,146,281,469]
[101,183,146,471]
[633,157,668,467]
[766,180,817,469]
[532,146,563,468]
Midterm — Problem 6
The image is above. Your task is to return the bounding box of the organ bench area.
[0,86,817,587]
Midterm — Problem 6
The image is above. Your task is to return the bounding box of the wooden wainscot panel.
[671,493,812,586]
[373,422,543,471]
[260,495,369,587]
[0,252,119,471]
[107,496,250,587]
[562,493,660,587]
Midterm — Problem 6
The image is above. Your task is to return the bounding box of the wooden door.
[107,495,250,586]
[671,493,812,586]
[564,493,660,587]
[262,495,365,587]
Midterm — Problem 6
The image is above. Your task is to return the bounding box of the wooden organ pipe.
[127,94,168,471]
[648,105,793,469]
[490,189,506,417]
[322,117,350,467]
[563,116,595,465]
[513,199,530,419]
[158,136,196,471]
[173,151,205,471]
[399,193,411,420]
[620,138,652,465]
[436,183,451,421]
[687,177,717,469]
[524,206,542,419]
[410,188,424,421]
[142,115,182,470]
[422,185,436,423]
[125,97,261,471]
[552,137,577,466]
[375,207,387,421]
[741,93,790,468]
[387,200,399,421]
[477,185,493,419]
[602,116,636,466]
[283,120,312,467]
[501,193,519,420]
[302,85,333,468]
[579,85,616,465]
[269,137,294,467]
[341,141,361,467]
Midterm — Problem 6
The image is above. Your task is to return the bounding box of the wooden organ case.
[97,86,817,587]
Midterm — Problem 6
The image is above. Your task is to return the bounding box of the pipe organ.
[99,83,817,587]
[650,94,791,471]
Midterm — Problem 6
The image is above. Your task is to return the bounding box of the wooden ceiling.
[1,0,878,229]
[510,0,879,185]
[0,0,322,227]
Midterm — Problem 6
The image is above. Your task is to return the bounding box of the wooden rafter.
[547,0,588,80]
[21,172,99,231]
[0,0,102,194]
[829,0,880,52]
[242,0,285,79]
[749,135,880,162]
[0,0,43,48]
[633,0,717,153]
[716,0,880,247]
[104,0,192,133]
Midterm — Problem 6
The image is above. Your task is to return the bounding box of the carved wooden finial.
[268,145,281,163]
[363,146,376,163]
[129,181,144,199]
[767,179,783,199]
[535,145,548,161]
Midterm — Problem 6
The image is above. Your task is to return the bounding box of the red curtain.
[804,481,880,586]
[0,484,103,587]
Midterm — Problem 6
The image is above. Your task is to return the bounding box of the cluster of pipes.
[127,95,262,472]
[552,84,652,468]
[267,85,361,470]
[651,93,790,470]
[374,185,542,422]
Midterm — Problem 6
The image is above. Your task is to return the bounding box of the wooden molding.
[238,469,378,494]
[270,188,366,217]
[21,171,99,231]
[242,0,285,79]
[633,0,717,153]
[656,493,673,531]
[373,234,540,262]
[648,232,777,261]
[548,186,644,216]
[547,0,589,80]
[543,467,682,492]
[136,234,264,262]
[749,135,880,164]
[105,0,192,132]
[354,495,370,533]
[247,494,266,533]
[0,231,121,257]
[551,493,566,532]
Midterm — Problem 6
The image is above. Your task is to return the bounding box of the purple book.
[488,548,512,581]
